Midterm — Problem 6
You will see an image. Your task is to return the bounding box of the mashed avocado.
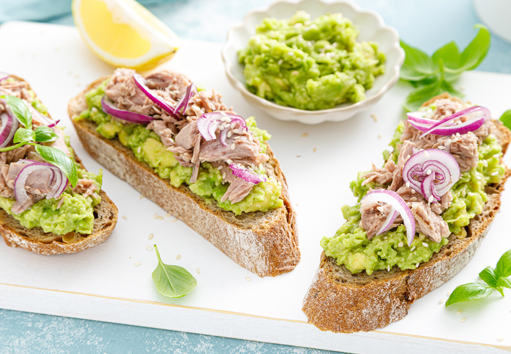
[324,122,506,274]
[238,11,386,110]
[77,80,283,215]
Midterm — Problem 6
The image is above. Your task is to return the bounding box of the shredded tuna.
[147,120,175,148]
[359,199,397,239]
[361,160,396,186]
[221,177,254,204]
[72,178,97,198]
[50,127,71,156]
[410,202,450,242]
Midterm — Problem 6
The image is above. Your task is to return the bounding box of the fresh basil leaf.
[400,40,436,81]
[1,95,32,129]
[445,283,493,307]
[479,266,498,288]
[495,249,511,278]
[403,79,442,112]
[13,128,35,144]
[152,245,197,298]
[501,110,511,131]
[457,24,491,73]
[34,145,78,187]
[34,126,58,143]
[496,277,511,290]
[440,79,464,98]
[432,41,460,70]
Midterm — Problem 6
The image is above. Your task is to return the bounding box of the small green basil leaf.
[479,266,498,288]
[457,24,491,73]
[403,78,442,112]
[34,145,78,187]
[13,128,35,144]
[495,249,511,278]
[500,110,511,131]
[432,41,461,70]
[445,283,493,307]
[152,245,197,298]
[440,79,464,98]
[34,126,58,143]
[2,95,32,128]
[496,277,511,290]
[400,40,436,81]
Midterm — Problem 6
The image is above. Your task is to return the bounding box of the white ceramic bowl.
[222,0,404,125]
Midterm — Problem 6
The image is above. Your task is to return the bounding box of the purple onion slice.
[101,96,154,124]
[229,164,266,184]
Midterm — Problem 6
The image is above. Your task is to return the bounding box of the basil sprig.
[446,249,511,307]
[152,245,197,298]
[400,25,491,112]
[0,95,78,187]
[500,110,511,131]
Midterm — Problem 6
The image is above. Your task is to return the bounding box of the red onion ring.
[229,164,266,184]
[363,190,416,246]
[13,161,68,214]
[101,96,154,124]
[132,73,177,118]
[402,149,460,202]
[416,106,490,138]
[175,83,197,115]
[48,119,60,128]
[0,99,19,148]
[197,112,247,146]
[377,207,399,236]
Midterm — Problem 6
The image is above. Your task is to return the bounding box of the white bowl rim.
[221,0,405,116]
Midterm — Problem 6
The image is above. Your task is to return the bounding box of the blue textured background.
[1,0,511,353]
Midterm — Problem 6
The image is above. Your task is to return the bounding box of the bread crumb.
[154,214,164,220]
[371,114,378,122]
[67,71,72,75]
[301,133,308,138]
[148,233,154,240]
[139,194,144,200]
[171,219,178,223]
[378,134,382,139]
[296,155,301,158]
[438,298,446,304]
[122,215,127,220]
[457,309,463,315]
[146,246,153,252]
[134,262,142,267]
[176,255,181,260]
[313,147,317,153]
[497,338,504,342]
[196,268,200,274]
[165,213,172,218]
[245,277,251,282]
[460,317,466,323]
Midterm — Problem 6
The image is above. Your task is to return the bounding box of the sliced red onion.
[132,73,177,118]
[101,96,154,124]
[403,149,460,202]
[417,106,490,138]
[0,99,19,148]
[174,83,197,115]
[229,164,266,184]
[363,190,416,246]
[197,112,247,147]
[0,73,8,82]
[13,161,68,214]
[48,119,60,128]
[377,207,399,236]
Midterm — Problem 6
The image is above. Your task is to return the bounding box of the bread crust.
[0,75,118,255]
[68,76,300,277]
[302,103,511,332]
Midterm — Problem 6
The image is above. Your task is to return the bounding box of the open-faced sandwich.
[68,68,299,277]
[0,74,118,255]
[303,94,510,332]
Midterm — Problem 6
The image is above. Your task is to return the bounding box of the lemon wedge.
[72,0,180,70]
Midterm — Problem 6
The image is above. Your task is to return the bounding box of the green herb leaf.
[13,128,35,144]
[496,277,511,290]
[432,41,460,71]
[500,110,511,131]
[403,79,442,112]
[1,95,32,129]
[34,126,58,143]
[457,25,491,73]
[445,283,493,307]
[152,245,197,298]
[495,249,511,278]
[479,266,499,288]
[34,145,78,187]
[400,40,436,81]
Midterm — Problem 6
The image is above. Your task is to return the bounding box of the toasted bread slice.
[68,76,300,277]
[0,76,118,255]
[302,98,511,332]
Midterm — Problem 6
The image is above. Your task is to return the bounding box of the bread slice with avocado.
[68,70,299,277]
[302,94,511,333]
[0,75,118,255]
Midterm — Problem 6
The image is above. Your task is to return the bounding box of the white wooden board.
[0,21,510,354]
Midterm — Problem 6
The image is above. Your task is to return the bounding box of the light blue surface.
[1,0,511,353]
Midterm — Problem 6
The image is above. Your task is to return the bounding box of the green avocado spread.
[0,130,102,236]
[76,80,283,215]
[322,120,506,275]
[237,11,386,110]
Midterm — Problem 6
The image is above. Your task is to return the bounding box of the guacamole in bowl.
[222,1,404,124]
